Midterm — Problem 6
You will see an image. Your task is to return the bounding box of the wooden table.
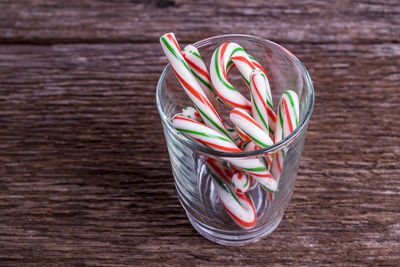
[1,1,399,265]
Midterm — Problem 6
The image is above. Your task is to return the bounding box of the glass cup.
[156,34,314,246]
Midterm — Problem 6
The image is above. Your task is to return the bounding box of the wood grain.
[0,0,399,266]
[0,0,399,44]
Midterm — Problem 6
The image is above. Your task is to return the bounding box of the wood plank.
[0,42,399,265]
[0,0,399,44]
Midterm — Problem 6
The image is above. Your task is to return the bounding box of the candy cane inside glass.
[182,44,219,107]
[210,42,256,112]
[271,90,300,179]
[204,158,256,229]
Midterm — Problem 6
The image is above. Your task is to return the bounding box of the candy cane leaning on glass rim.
[206,161,257,229]
[210,42,258,112]
[172,114,277,192]
[160,33,233,141]
[182,44,219,107]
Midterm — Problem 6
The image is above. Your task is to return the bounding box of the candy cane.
[249,69,276,136]
[172,114,277,192]
[271,90,300,179]
[172,114,242,153]
[205,158,256,229]
[225,53,271,97]
[280,90,299,138]
[180,107,202,122]
[209,168,257,229]
[210,42,256,112]
[160,33,232,141]
[230,108,273,149]
[230,108,276,196]
[182,44,220,107]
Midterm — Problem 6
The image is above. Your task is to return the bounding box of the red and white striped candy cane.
[222,53,277,134]
[230,108,273,149]
[249,69,277,136]
[172,114,242,153]
[230,108,276,195]
[210,42,257,112]
[172,114,277,192]
[206,160,256,229]
[182,45,217,103]
[280,90,299,138]
[271,90,300,179]
[212,174,257,229]
[160,33,232,141]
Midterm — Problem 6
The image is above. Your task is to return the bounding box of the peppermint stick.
[160,33,232,141]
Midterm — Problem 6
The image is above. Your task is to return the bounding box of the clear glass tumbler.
[156,34,314,246]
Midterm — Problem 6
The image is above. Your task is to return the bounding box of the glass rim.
[156,34,314,158]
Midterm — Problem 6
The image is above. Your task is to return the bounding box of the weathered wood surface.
[0,1,399,266]
[0,0,400,44]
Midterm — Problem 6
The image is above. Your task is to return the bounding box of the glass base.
[187,212,283,246]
